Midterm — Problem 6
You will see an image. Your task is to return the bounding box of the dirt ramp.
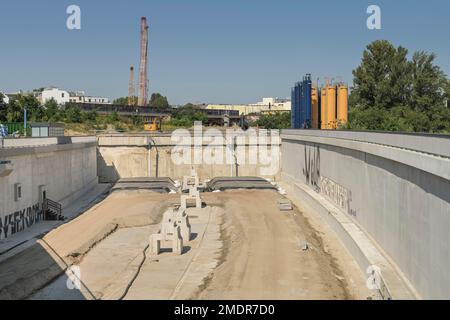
[0,190,177,300]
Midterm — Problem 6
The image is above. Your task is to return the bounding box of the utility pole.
[23,107,27,137]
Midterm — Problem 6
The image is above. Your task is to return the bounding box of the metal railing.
[43,198,63,220]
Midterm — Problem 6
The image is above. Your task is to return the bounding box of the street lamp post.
[23,107,27,137]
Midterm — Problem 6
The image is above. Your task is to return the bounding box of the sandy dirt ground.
[42,190,179,261]
[196,190,365,300]
[2,189,371,300]
[0,190,178,299]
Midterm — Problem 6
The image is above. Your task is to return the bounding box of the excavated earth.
[0,189,372,300]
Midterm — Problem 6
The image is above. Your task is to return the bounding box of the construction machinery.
[144,118,160,132]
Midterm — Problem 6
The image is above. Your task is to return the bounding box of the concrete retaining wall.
[97,132,281,182]
[0,138,98,240]
[281,130,450,299]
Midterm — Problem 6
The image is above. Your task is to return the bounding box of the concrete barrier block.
[149,234,162,256]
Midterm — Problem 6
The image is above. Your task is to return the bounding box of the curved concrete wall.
[281,130,450,299]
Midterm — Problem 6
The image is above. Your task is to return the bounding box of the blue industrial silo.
[291,75,313,129]
[302,74,312,128]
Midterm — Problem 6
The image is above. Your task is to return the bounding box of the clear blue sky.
[1,0,449,105]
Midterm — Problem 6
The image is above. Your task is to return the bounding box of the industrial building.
[206,97,291,116]
[291,74,348,130]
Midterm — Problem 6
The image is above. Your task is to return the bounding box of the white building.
[69,91,110,104]
[253,97,291,110]
[41,87,70,105]
[0,92,9,104]
[206,97,291,116]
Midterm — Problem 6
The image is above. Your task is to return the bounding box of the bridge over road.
[77,103,242,126]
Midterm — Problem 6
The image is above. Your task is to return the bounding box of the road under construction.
[0,14,449,301]
[3,176,372,300]
[1,129,449,300]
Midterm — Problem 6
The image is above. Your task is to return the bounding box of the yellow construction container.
[320,87,327,129]
[311,86,319,129]
[326,85,337,129]
[337,84,348,128]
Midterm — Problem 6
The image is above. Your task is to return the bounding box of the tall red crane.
[138,17,149,106]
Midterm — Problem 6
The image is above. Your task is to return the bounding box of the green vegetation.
[113,93,169,108]
[112,97,130,105]
[0,93,7,122]
[348,40,450,133]
[0,93,209,134]
[252,112,291,129]
[0,94,146,134]
[149,93,169,108]
[166,103,208,127]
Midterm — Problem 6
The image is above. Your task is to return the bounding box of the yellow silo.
[326,85,337,129]
[311,86,319,129]
[337,84,348,128]
[320,87,327,129]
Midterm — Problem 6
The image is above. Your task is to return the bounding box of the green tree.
[3,94,42,123]
[410,51,447,111]
[0,93,7,122]
[18,94,43,122]
[169,103,207,127]
[113,97,129,105]
[82,110,98,122]
[44,98,59,121]
[106,111,120,124]
[351,40,411,110]
[149,93,169,108]
[444,79,450,105]
[64,103,83,123]
[253,112,291,129]
[349,40,450,133]
[6,100,23,122]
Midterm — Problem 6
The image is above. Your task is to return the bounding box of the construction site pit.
[1,177,374,300]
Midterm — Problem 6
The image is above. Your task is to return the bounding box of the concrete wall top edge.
[98,134,281,147]
[1,136,97,149]
[281,130,450,158]
[281,133,450,181]
[0,141,98,158]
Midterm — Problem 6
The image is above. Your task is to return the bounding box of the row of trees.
[0,92,211,132]
[252,112,291,129]
[0,93,100,124]
[348,40,450,132]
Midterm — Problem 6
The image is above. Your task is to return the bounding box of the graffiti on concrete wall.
[319,176,357,217]
[302,144,356,218]
[302,144,320,191]
[0,203,44,239]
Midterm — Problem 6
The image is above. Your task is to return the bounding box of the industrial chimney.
[138,17,149,106]
[128,66,135,106]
